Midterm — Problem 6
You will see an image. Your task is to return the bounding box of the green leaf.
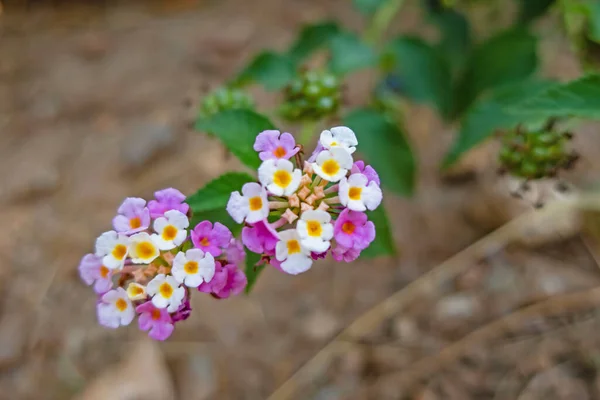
[385,36,453,117]
[352,0,386,15]
[517,0,556,25]
[195,109,275,169]
[343,108,416,196]
[244,251,264,294]
[288,21,341,63]
[443,80,557,167]
[186,172,256,213]
[506,74,600,119]
[430,9,472,72]
[452,28,538,118]
[361,205,397,258]
[234,51,295,91]
[328,32,378,75]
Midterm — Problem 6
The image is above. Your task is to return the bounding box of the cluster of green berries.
[199,87,255,118]
[280,70,341,121]
[498,126,578,180]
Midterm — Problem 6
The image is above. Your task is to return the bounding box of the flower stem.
[324,196,340,205]
[269,201,289,210]
[324,184,339,195]
[271,217,288,229]
[364,0,406,46]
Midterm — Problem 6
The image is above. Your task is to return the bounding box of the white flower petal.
[153,217,168,233]
[226,191,248,224]
[281,253,313,275]
[198,253,215,282]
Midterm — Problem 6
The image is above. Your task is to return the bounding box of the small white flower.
[312,148,353,182]
[275,229,313,275]
[151,210,189,250]
[95,230,130,270]
[320,126,358,154]
[296,210,334,253]
[172,249,216,288]
[258,159,302,196]
[339,173,383,211]
[128,232,160,264]
[146,274,185,312]
[97,287,135,328]
[226,182,269,224]
[126,282,147,301]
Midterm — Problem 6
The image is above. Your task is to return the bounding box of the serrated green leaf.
[384,36,453,117]
[361,205,396,258]
[186,172,256,213]
[352,0,386,15]
[288,21,341,63]
[195,109,275,169]
[343,108,416,196]
[506,74,600,119]
[443,80,557,167]
[452,28,538,118]
[234,51,295,91]
[517,0,556,25]
[244,251,264,294]
[328,32,378,75]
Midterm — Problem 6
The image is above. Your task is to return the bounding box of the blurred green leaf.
[430,9,472,71]
[195,109,275,169]
[344,108,416,196]
[234,51,295,90]
[186,172,256,213]
[353,0,386,15]
[244,251,264,294]
[517,0,556,25]
[361,205,397,258]
[385,36,453,117]
[443,80,556,168]
[288,21,341,63]
[506,73,600,119]
[328,32,378,75]
[452,28,538,118]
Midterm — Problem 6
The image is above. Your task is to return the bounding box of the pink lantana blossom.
[136,301,175,341]
[78,254,113,294]
[331,245,361,262]
[112,197,150,234]
[254,130,299,161]
[351,161,380,185]
[147,188,189,219]
[191,221,232,257]
[225,239,246,265]
[242,219,278,255]
[333,209,375,251]
[198,262,247,299]
[172,299,192,322]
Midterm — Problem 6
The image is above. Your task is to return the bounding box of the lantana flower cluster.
[78,188,247,340]
[227,127,382,275]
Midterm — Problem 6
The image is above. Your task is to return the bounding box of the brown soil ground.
[2,1,600,399]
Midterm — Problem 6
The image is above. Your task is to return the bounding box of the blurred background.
[2,0,600,399]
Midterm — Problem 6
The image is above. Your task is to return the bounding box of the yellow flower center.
[136,241,156,260]
[273,146,286,158]
[249,196,263,211]
[342,221,355,234]
[184,261,199,274]
[129,217,142,229]
[287,239,301,254]
[306,220,322,237]
[348,187,362,200]
[112,244,127,260]
[200,237,210,247]
[273,170,292,188]
[100,266,110,278]
[330,141,338,146]
[162,225,178,241]
[151,309,161,320]
[128,284,144,297]
[159,282,173,298]
[321,159,340,177]
[115,298,128,312]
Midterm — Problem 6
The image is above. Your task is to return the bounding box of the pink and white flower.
[296,210,334,253]
[146,274,185,312]
[112,197,150,234]
[151,210,189,250]
[95,230,129,270]
[275,229,313,275]
[190,221,232,257]
[311,148,353,182]
[319,126,358,154]
[97,287,135,328]
[258,159,302,196]
[78,254,114,294]
[339,173,382,212]
[148,188,189,219]
[136,301,174,341]
[128,232,160,264]
[226,182,269,224]
[172,249,215,288]
[253,130,299,161]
